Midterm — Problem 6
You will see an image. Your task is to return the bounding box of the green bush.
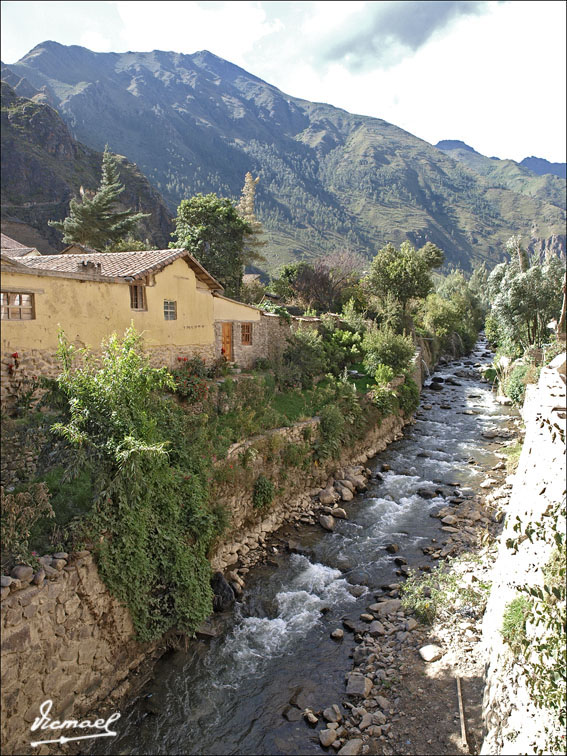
[50,327,221,642]
[280,327,328,389]
[313,404,345,461]
[374,363,394,386]
[395,377,420,416]
[253,474,275,509]
[503,364,529,405]
[362,326,415,376]
[501,595,530,653]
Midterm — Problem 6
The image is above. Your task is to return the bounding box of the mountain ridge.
[2,42,565,269]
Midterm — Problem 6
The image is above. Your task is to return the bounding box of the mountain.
[2,41,566,269]
[0,79,173,253]
[520,156,566,180]
[434,140,566,211]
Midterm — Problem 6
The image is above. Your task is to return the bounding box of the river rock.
[385,543,399,554]
[331,628,344,640]
[367,620,386,636]
[346,673,372,697]
[417,486,438,499]
[319,514,335,531]
[369,599,402,616]
[419,644,444,662]
[319,489,338,505]
[320,729,337,747]
[441,515,459,526]
[332,508,348,520]
[210,572,235,612]
[429,382,444,391]
[304,710,319,726]
[480,478,497,488]
[338,739,363,755]
[323,705,343,723]
[338,487,354,502]
[1,576,13,588]
[282,705,303,722]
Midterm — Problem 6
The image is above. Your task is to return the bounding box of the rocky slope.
[0,81,173,253]
[3,42,565,270]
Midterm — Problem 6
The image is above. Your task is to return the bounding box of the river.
[91,336,518,756]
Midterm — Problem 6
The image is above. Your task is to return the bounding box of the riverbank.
[83,336,531,756]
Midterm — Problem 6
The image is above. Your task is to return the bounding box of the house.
[0,232,41,259]
[0,247,268,406]
[60,243,99,255]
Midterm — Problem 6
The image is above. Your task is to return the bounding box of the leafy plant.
[1,483,54,569]
[252,474,275,510]
[362,326,415,376]
[501,595,530,653]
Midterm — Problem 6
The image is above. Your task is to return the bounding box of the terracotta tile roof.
[22,249,224,290]
[0,233,39,257]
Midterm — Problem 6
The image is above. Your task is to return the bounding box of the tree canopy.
[170,193,252,298]
[49,147,149,250]
[365,241,445,327]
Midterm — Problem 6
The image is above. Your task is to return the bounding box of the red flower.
[11,352,19,359]
[221,348,226,355]
[183,357,188,362]
[177,357,182,362]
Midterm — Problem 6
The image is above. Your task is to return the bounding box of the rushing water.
[92,338,518,756]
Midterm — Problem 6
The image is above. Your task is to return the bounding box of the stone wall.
[0,343,216,410]
[480,354,566,754]
[1,552,163,756]
[213,312,322,369]
[209,410,411,572]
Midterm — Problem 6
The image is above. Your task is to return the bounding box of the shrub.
[253,474,275,509]
[171,361,209,403]
[280,327,328,389]
[1,483,54,569]
[374,363,394,386]
[51,326,220,642]
[395,377,420,416]
[362,326,415,376]
[501,595,530,653]
[313,404,345,461]
[503,364,529,405]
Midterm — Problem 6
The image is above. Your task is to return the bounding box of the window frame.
[241,322,252,345]
[129,283,147,311]
[1,291,35,321]
[163,299,177,321]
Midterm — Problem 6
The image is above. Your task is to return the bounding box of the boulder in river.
[211,572,235,612]
[319,514,335,531]
[346,673,372,697]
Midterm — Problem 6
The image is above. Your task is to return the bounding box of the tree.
[270,250,365,313]
[236,172,267,267]
[487,255,564,352]
[365,241,444,330]
[49,147,149,250]
[170,193,251,298]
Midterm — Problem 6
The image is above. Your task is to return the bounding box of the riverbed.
[92,337,519,756]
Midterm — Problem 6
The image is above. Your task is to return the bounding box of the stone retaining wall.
[1,552,163,756]
[480,354,566,754]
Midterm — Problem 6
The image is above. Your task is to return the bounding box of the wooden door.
[221,322,233,361]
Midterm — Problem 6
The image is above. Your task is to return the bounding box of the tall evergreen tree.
[49,147,149,250]
[236,172,266,267]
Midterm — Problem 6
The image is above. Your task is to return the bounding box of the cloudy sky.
[1,1,566,163]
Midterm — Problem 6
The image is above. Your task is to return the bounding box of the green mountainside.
[434,140,566,210]
[2,42,565,269]
[0,79,173,253]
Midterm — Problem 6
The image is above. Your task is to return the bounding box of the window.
[1,291,35,320]
[241,323,252,345]
[164,300,177,320]
[130,284,146,310]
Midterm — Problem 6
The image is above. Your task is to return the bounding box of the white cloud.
[114,1,279,64]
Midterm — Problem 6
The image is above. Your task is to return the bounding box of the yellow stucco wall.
[1,258,215,352]
[212,295,261,322]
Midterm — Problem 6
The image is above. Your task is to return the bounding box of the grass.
[501,595,530,653]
